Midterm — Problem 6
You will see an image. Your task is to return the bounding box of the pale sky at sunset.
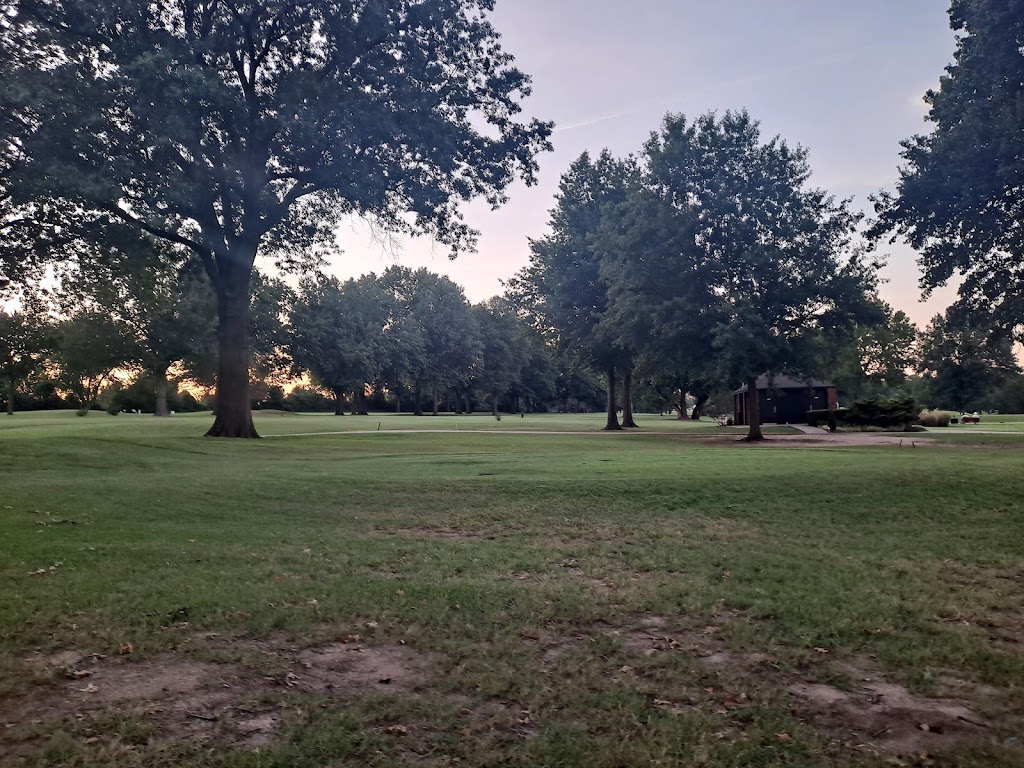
[327,0,961,329]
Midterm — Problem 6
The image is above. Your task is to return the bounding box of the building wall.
[734,386,836,425]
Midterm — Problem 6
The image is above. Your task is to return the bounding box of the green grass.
[2,411,1023,767]
[0,409,801,436]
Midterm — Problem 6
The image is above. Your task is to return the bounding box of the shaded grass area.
[2,414,1024,766]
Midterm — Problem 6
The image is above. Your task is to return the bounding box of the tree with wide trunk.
[620,365,638,428]
[603,367,622,431]
[0,0,551,437]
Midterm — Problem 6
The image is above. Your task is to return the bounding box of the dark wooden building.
[733,375,838,425]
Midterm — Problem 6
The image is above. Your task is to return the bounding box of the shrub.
[807,408,848,427]
[284,387,336,412]
[844,397,920,430]
[919,410,951,427]
[809,398,921,430]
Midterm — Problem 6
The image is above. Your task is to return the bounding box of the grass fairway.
[2,412,1023,767]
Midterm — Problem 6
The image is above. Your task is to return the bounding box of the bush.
[807,408,848,427]
[808,398,921,431]
[283,387,336,412]
[844,396,920,430]
[919,410,951,427]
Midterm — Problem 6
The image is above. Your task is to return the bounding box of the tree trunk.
[432,386,439,416]
[674,391,686,420]
[604,367,622,431]
[154,369,170,417]
[414,381,423,416]
[395,393,401,413]
[690,393,709,420]
[206,262,259,438]
[333,388,346,416]
[356,387,369,416]
[464,393,471,414]
[744,376,764,441]
[492,392,498,416]
[6,377,14,415]
[621,366,638,428]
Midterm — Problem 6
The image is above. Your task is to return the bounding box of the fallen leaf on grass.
[78,683,98,693]
[776,732,792,743]
[118,643,133,655]
[337,634,362,644]
[385,724,408,735]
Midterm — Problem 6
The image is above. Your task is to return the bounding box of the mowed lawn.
[1,412,1023,767]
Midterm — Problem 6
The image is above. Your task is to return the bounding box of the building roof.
[733,375,835,394]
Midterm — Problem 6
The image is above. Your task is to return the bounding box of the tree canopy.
[288,274,390,415]
[0,0,551,436]
[873,0,1024,340]
[516,150,637,430]
[0,307,50,415]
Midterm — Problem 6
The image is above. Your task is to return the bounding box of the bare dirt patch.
[788,663,989,757]
[294,643,436,692]
[592,615,994,759]
[736,434,937,449]
[1,639,441,755]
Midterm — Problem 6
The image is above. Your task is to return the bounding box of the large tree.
[873,0,1024,341]
[469,299,528,416]
[516,150,637,431]
[0,0,551,437]
[597,183,718,422]
[643,112,877,440]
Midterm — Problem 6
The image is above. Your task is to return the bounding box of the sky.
[326,0,961,329]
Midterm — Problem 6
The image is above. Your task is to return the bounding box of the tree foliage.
[0,307,51,414]
[873,0,1024,339]
[53,311,137,414]
[632,112,878,439]
[916,309,1020,411]
[516,150,637,430]
[0,0,551,436]
[288,274,390,414]
[380,266,479,414]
